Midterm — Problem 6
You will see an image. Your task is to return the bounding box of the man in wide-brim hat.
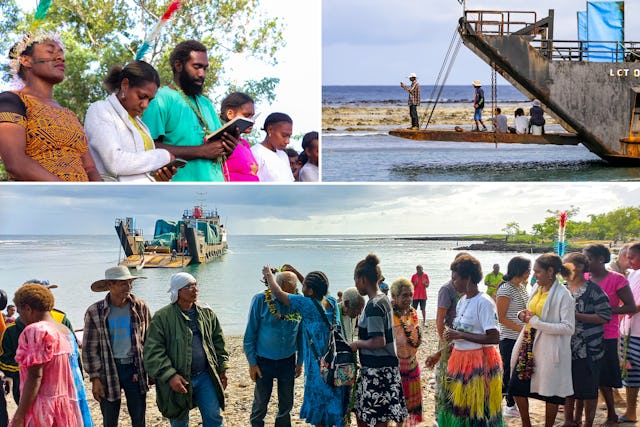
[472,80,488,131]
[83,266,151,427]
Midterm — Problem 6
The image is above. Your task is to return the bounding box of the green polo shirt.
[484,272,504,296]
[142,86,223,182]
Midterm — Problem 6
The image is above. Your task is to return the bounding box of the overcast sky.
[323,0,640,85]
[1,1,320,143]
[1,183,639,236]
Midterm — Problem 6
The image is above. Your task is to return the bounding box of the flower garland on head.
[516,328,536,380]
[261,266,301,322]
[393,306,422,348]
[9,0,63,81]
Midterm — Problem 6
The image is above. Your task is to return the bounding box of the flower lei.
[393,306,422,348]
[9,30,64,78]
[516,328,535,380]
[263,287,301,322]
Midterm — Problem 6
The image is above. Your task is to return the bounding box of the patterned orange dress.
[0,91,89,181]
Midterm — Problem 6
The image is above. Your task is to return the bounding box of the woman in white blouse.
[85,61,175,181]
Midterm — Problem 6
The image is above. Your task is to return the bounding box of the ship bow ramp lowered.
[391,7,640,164]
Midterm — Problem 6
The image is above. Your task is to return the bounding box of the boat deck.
[119,253,192,268]
[389,128,581,145]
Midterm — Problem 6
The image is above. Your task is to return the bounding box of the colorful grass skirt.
[399,355,423,425]
[438,346,504,427]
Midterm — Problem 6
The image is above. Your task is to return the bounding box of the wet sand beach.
[5,321,628,426]
[322,104,557,132]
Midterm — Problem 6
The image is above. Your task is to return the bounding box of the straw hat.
[472,80,482,87]
[91,266,145,292]
[408,73,417,79]
[532,99,541,107]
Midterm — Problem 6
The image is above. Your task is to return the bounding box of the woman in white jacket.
[509,253,575,427]
[85,61,175,181]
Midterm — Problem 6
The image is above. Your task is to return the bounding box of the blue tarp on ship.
[585,1,625,62]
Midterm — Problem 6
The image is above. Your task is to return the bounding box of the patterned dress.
[0,91,90,181]
[393,307,423,425]
[12,321,86,426]
[288,294,348,426]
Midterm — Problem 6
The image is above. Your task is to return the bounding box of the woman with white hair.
[339,287,364,343]
[391,277,423,426]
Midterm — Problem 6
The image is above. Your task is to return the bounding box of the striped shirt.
[496,282,528,340]
[570,280,611,362]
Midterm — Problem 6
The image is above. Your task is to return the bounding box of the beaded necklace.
[170,84,230,179]
[393,306,422,348]
[171,84,211,136]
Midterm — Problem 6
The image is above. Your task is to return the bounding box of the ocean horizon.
[1,234,535,335]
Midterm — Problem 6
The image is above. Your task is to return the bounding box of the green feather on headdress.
[31,0,53,30]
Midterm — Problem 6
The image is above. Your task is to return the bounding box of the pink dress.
[224,138,259,181]
[12,321,83,427]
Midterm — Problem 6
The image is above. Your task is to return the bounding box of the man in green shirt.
[484,263,504,299]
[143,40,238,181]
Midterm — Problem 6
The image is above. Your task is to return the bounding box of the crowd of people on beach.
[0,242,636,426]
[0,32,319,183]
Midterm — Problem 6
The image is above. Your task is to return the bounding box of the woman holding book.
[85,61,176,181]
[219,92,259,181]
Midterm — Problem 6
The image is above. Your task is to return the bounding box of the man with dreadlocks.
[142,40,239,182]
[0,31,102,181]
[263,265,349,427]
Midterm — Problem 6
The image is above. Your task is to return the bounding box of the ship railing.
[532,40,640,62]
[463,10,538,36]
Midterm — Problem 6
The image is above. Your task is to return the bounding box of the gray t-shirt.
[437,281,458,329]
[182,307,208,375]
[108,302,132,359]
[357,294,397,367]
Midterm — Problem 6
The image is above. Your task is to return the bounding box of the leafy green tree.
[1,0,284,121]
[531,207,580,241]
[502,221,520,241]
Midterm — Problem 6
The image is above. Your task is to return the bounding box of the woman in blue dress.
[263,265,348,427]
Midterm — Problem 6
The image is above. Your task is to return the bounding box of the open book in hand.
[205,116,254,142]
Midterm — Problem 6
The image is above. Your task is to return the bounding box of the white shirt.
[299,163,319,182]
[85,93,171,181]
[452,293,498,350]
[515,116,530,134]
[251,144,295,182]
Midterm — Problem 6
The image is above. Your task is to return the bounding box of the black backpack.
[307,299,357,387]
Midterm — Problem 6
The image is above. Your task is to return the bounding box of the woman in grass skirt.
[426,254,503,427]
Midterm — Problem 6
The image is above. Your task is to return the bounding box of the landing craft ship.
[116,206,227,268]
[391,3,640,164]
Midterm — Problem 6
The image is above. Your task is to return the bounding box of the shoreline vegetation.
[322,103,557,131]
[396,236,619,253]
[3,324,624,426]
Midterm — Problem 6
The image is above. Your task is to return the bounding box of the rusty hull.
[389,128,581,145]
[457,14,640,164]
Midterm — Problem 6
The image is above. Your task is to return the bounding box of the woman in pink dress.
[219,92,260,181]
[9,283,85,427]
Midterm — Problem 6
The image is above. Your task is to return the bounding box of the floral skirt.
[355,365,408,424]
[438,346,503,427]
[399,355,423,425]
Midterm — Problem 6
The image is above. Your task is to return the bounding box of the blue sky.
[1,183,639,236]
[323,0,640,85]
